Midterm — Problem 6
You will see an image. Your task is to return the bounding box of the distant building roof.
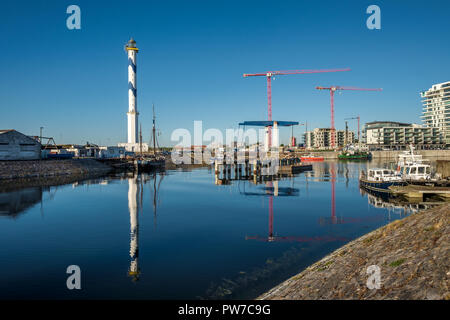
[365,121,411,127]
[0,129,14,134]
[238,121,299,127]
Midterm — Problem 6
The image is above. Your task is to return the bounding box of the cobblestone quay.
[0,159,112,181]
[259,204,449,300]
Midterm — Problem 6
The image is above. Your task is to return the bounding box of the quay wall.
[0,159,112,181]
[291,150,450,160]
[259,204,449,300]
[370,150,450,159]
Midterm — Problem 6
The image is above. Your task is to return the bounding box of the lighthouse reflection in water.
[125,171,163,283]
[128,175,140,281]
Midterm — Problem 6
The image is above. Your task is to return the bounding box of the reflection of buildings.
[0,187,43,218]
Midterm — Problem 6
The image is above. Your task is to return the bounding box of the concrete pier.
[214,157,311,185]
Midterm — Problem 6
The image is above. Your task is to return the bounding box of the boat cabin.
[398,164,431,181]
[396,145,431,181]
[367,168,402,182]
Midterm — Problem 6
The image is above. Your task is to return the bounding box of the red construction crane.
[243,68,351,147]
[315,86,382,149]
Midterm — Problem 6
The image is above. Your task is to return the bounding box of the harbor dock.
[389,185,450,200]
[213,157,312,185]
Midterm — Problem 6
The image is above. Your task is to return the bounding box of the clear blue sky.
[1,0,449,146]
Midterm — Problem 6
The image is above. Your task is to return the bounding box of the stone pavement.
[259,204,449,300]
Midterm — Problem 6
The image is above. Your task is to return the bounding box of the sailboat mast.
[139,124,143,156]
[152,104,156,155]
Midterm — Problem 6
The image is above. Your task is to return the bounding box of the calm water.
[0,161,427,299]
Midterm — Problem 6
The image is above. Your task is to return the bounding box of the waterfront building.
[0,129,41,160]
[98,146,126,159]
[304,128,354,150]
[337,130,355,147]
[63,144,125,158]
[362,121,443,150]
[421,81,450,144]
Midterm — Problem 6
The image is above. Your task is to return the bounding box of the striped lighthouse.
[125,38,139,144]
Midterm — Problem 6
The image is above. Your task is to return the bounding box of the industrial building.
[421,81,450,144]
[0,130,41,160]
[362,121,443,150]
[304,128,354,150]
[54,144,126,158]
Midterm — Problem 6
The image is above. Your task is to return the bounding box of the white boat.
[396,145,431,181]
[359,168,405,194]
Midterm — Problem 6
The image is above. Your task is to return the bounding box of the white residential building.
[362,121,442,150]
[421,81,450,144]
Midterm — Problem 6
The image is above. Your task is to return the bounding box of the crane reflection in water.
[214,167,348,243]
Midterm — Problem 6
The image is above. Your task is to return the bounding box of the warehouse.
[0,130,41,160]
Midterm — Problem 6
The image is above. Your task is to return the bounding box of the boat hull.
[300,157,324,162]
[338,153,371,160]
[359,178,406,194]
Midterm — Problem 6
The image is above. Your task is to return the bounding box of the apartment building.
[362,121,442,150]
[304,128,354,149]
[421,81,450,144]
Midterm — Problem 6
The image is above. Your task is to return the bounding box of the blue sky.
[0,0,449,146]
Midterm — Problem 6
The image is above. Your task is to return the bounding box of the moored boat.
[300,154,324,162]
[396,145,432,181]
[359,168,406,194]
[338,151,371,160]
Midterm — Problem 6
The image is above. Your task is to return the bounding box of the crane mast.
[243,68,351,148]
[316,86,382,149]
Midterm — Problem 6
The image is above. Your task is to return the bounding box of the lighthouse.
[119,38,148,152]
[126,38,139,144]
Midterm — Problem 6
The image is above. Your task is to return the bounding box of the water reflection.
[1,160,446,299]
[126,171,165,281]
[213,167,349,244]
[127,175,141,281]
[360,187,441,216]
[0,187,43,218]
